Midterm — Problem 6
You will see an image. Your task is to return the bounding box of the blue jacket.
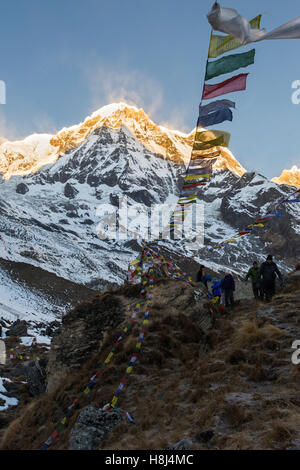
[220,275,235,291]
[212,280,222,297]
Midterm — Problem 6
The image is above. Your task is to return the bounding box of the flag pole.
[200,29,213,107]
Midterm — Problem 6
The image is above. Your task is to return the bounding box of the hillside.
[1,265,300,450]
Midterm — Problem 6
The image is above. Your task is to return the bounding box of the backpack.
[212,280,222,297]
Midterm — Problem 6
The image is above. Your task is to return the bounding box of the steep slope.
[0,125,185,287]
[272,166,300,188]
[0,259,94,327]
[1,267,300,450]
[0,123,298,291]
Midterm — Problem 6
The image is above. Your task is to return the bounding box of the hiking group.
[196,254,283,309]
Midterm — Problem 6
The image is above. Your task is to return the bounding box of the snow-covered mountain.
[0,103,245,179]
[0,102,299,330]
[272,165,300,188]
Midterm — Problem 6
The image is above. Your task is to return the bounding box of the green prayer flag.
[208,15,262,58]
[205,49,255,81]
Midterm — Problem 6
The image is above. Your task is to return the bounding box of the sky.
[0,0,300,178]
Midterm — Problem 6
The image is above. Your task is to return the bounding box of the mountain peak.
[0,102,245,180]
[272,165,300,188]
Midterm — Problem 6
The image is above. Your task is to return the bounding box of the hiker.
[220,272,235,309]
[259,255,283,302]
[196,265,213,289]
[245,261,263,300]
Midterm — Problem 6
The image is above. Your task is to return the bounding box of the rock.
[64,183,79,199]
[0,319,9,328]
[66,211,79,218]
[197,430,214,443]
[5,364,27,378]
[24,361,47,396]
[6,320,28,337]
[69,406,123,450]
[16,183,29,195]
[47,293,125,391]
[45,326,53,336]
[166,438,196,450]
[80,219,94,226]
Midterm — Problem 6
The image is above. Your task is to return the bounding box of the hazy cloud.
[32,114,59,135]
[0,111,19,140]
[83,60,191,132]
[85,61,162,116]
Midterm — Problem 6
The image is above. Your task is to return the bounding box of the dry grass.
[1,274,300,450]
[263,422,294,449]
[233,321,286,349]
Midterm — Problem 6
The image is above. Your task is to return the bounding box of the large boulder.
[6,320,28,337]
[24,360,47,396]
[69,406,123,450]
[16,183,29,195]
[47,292,125,392]
[64,183,79,199]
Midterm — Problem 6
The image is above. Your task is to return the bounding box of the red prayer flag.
[51,430,59,440]
[202,73,249,100]
[238,231,252,236]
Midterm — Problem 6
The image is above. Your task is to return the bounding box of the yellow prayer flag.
[184,174,211,181]
[111,396,118,407]
[195,130,231,148]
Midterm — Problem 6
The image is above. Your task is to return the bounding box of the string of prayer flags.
[41,248,150,450]
[281,188,300,203]
[156,7,254,240]
[202,73,248,100]
[205,49,255,81]
[1,352,41,361]
[0,343,41,362]
[110,264,154,409]
[194,187,300,257]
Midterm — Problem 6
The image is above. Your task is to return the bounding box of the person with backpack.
[220,272,235,309]
[196,265,213,289]
[245,261,263,300]
[259,255,283,302]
